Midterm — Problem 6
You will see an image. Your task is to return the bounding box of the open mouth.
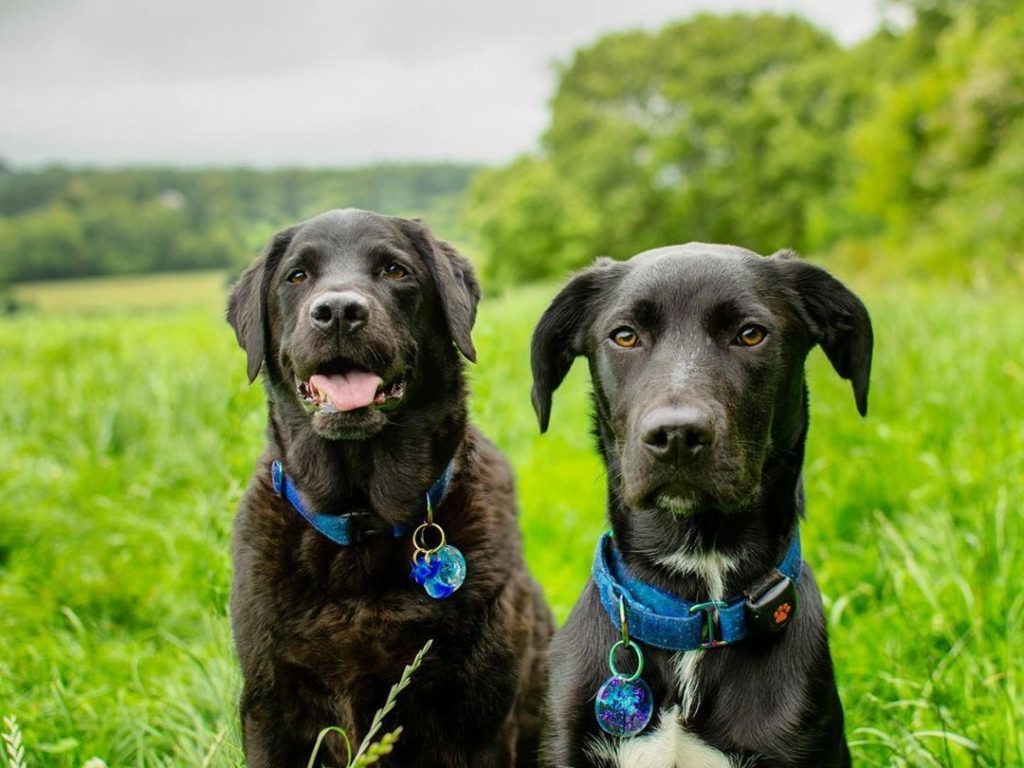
[295,366,406,415]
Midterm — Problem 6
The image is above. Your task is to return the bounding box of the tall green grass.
[0,278,1021,766]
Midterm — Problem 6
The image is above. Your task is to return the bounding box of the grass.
[11,270,229,313]
[0,272,1021,766]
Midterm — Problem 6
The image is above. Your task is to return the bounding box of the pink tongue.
[309,371,383,412]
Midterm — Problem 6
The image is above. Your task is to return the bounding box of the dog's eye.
[383,262,409,280]
[610,327,640,349]
[286,269,308,285]
[736,325,767,347]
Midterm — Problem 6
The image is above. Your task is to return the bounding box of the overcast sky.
[0,0,885,168]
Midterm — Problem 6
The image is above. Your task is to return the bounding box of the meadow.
[1,271,1021,767]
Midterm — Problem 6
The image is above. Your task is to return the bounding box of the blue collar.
[271,459,455,547]
[592,531,802,652]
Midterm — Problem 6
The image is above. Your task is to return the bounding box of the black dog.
[227,209,553,767]
[532,244,871,767]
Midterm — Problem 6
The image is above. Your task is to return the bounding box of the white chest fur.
[585,705,733,768]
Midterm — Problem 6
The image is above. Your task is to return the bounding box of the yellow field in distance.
[13,269,230,313]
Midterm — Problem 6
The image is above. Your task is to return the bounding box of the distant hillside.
[0,163,480,282]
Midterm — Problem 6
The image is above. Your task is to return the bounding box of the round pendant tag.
[594,675,654,737]
[422,544,466,599]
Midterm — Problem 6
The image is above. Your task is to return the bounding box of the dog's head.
[531,244,872,517]
[228,209,480,441]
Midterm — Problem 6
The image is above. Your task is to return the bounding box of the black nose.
[309,291,369,333]
[640,405,716,463]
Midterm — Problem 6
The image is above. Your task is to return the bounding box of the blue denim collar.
[592,529,802,651]
[271,459,455,546]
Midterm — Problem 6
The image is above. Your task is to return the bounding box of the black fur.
[531,243,871,767]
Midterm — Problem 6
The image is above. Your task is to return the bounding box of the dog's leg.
[240,689,321,768]
[240,716,308,767]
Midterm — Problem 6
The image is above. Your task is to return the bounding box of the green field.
[1,273,1021,767]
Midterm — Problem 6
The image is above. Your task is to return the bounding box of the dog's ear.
[227,226,296,383]
[401,220,481,362]
[773,250,874,416]
[531,259,623,432]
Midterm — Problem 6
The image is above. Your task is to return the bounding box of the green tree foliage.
[467,157,600,286]
[473,6,1024,286]
[845,5,1024,280]
[0,164,478,282]
[478,14,841,266]
[547,14,846,256]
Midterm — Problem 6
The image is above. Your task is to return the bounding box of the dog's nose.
[640,405,715,463]
[309,291,370,334]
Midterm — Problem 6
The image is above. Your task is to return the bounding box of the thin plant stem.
[350,639,433,765]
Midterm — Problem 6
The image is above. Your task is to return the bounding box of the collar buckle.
[688,600,729,649]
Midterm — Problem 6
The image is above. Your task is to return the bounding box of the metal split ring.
[607,639,645,681]
[412,521,446,555]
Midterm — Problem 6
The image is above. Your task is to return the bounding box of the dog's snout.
[309,291,370,334]
[640,405,715,463]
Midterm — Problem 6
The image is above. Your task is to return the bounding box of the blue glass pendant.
[410,493,466,600]
[422,544,466,599]
[410,544,466,599]
[594,674,654,737]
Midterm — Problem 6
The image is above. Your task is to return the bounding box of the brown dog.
[227,209,553,767]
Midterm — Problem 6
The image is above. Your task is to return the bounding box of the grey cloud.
[0,0,881,166]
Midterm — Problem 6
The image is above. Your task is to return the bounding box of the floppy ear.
[226,226,296,383]
[531,259,623,432]
[774,251,874,416]
[401,220,481,362]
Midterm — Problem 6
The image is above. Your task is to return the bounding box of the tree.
[467,157,600,286]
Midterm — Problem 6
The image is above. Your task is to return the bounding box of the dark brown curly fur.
[227,209,553,767]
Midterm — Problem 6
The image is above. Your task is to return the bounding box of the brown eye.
[286,269,307,284]
[736,325,767,347]
[383,262,409,280]
[611,327,640,349]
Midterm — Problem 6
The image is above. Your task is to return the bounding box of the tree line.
[0,164,476,283]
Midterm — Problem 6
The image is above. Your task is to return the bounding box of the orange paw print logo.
[773,603,792,625]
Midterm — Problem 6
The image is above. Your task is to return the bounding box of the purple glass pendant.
[594,598,654,737]
[594,674,654,737]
